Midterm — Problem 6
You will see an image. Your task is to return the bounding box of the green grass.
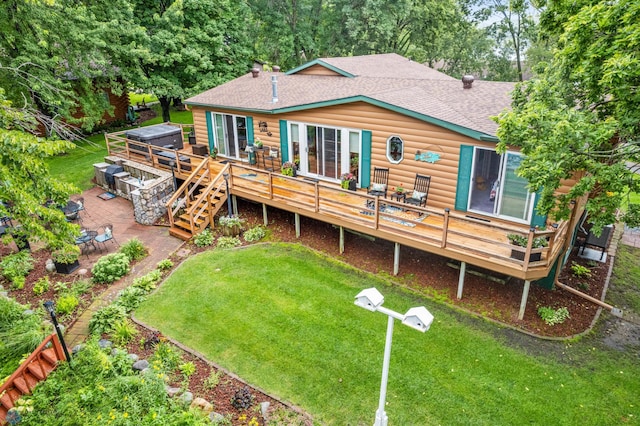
[608,245,640,317]
[135,244,640,425]
[129,92,158,106]
[46,134,108,192]
[142,103,194,125]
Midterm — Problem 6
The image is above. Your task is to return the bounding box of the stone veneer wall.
[99,156,175,225]
[130,179,174,225]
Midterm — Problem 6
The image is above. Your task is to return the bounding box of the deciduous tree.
[495,0,640,232]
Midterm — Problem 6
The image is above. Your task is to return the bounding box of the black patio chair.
[367,167,389,198]
[265,147,281,172]
[404,174,431,207]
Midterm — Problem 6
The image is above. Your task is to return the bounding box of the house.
[105,54,584,319]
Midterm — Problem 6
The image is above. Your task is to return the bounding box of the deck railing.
[103,133,571,280]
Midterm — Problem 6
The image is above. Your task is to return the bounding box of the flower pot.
[348,180,357,191]
[510,248,542,262]
[222,225,241,237]
[54,259,80,274]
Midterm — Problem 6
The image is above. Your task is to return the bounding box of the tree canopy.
[495,0,640,232]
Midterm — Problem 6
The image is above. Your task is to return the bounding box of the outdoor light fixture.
[354,287,434,426]
[223,172,233,217]
[43,300,72,365]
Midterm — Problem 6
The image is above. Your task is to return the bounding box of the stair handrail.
[0,333,65,395]
[186,163,230,229]
[166,157,211,226]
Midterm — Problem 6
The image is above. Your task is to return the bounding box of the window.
[386,136,403,163]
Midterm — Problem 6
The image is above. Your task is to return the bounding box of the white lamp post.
[355,287,433,426]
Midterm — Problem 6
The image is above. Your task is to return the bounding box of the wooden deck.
[105,126,573,282]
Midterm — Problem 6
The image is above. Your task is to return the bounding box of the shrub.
[115,286,147,312]
[0,251,34,288]
[570,262,592,278]
[203,370,223,390]
[157,258,174,271]
[89,304,127,335]
[231,387,254,410]
[55,294,79,316]
[91,252,130,284]
[243,226,266,243]
[217,236,241,249]
[119,238,147,261]
[218,215,244,228]
[537,306,570,326]
[51,245,80,264]
[193,228,214,247]
[53,281,68,293]
[71,279,93,296]
[150,341,182,373]
[33,277,51,296]
[131,269,162,293]
[111,319,138,346]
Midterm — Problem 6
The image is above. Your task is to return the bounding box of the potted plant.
[210,147,218,159]
[392,184,405,195]
[507,233,548,261]
[281,161,297,177]
[219,215,244,236]
[340,172,357,190]
[253,139,263,149]
[51,244,81,274]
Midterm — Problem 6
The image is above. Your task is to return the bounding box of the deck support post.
[518,280,531,320]
[262,203,268,226]
[393,243,400,275]
[295,213,300,238]
[232,195,238,216]
[457,261,466,299]
[339,226,345,254]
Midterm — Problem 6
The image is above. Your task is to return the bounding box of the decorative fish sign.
[415,151,441,163]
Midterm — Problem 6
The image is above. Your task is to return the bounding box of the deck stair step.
[40,348,58,365]
[169,227,193,240]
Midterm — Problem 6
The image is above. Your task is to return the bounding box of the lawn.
[135,244,639,425]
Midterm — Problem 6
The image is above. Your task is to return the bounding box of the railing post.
[374,197,380,229]
[441,208,450,248]
[315,183,320,212]
[522,228,536,270]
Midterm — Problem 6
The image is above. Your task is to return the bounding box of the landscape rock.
[128,353,140,363]
[260,401,270,418]
[191,397,214,413]
[98,339,112,349]
[209,412,225,424]
[132,359,149,371]
[178,391,193,405]
[165,386,181,398]
[72,344,85,355]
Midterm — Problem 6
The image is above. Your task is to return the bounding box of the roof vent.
[272,65,281,72]
[251,68,260,78]
[462,75,474,89]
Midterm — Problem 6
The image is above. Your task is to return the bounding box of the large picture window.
[386,136,403,163]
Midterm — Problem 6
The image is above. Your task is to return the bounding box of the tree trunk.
[159,96,171,122]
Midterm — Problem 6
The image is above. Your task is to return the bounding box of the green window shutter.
[279,120,289,163]
[361,130,372,188]
[530,191,547,228]
[455,145,473,211]
[246,116,254,145]
[205,111,215,152]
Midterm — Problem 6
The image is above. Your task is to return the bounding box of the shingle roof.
[185,54,515,138]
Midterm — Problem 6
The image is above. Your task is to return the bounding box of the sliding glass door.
[468,147,534,223]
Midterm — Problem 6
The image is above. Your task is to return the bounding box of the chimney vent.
[273,65,281,72]
[271,75,278,103]
[251,67,260,78]
[462,75,474,89]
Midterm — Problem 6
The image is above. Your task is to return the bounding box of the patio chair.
[95,223,118,252]
[404,174,431,207]
[367,167,389,198]
[73,196,88,217]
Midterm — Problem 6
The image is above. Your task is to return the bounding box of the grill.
[104,165,124,187]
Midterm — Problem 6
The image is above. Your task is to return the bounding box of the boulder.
[132,359,149,371]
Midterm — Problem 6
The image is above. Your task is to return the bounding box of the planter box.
[222,225,241,237]
[510,248,542,262]
[54,260,80,274]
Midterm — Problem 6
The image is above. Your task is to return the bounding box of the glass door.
[298,124,341,180]
[468,148,534,223]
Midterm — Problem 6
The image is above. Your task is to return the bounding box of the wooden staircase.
[0,333,67,424]
[167,158,230,240]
